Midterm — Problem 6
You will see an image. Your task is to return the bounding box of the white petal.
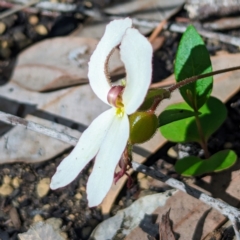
[50,108,115,190]
[88,18,132,104]
[87,113,129,207]
[121,28,152,114]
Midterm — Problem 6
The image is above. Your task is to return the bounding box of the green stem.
[168,65,240,93]
[194,110,210,159]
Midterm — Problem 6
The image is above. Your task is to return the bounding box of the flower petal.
[88,18,132,104]
[121,28,153,114]
[87,113,129,207]
[50,108,115,190]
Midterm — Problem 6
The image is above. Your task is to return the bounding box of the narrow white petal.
[50,108,115,190]
[87,113,129,207]
[121,28,152,114]
[88,18,132,104]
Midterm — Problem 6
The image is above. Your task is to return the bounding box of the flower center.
[107,86,125,117]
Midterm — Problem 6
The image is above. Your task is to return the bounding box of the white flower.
[50,18,152,207]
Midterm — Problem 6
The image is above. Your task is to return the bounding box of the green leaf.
[159,96,227,143]
[175,150,237,176]
[158,109,197,127]
[175,25,213,110]
[138,88,171,111]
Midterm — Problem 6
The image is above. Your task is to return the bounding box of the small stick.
[0,111,78,146]
[0,110,240,238]
[131,19,240,47]
[168,65,240,92]
[0,0,39,20]
[148,19,167,43]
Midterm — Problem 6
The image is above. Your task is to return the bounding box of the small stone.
[224,142,233,149]
[1,40,8,48]
[74,193,82,200]
[167,147,178,158]
[60,232,68,239]
[67,214,75,221]
[42,204,50,210]
[79,186,86,192]
[46,218,62,231]
[81,226,92,239]
[137,172,145,180]
[36,178,50,198]
[28,15,39,25]
[12,177,21,188]
[33,214,43,222]
[35,24,48,35]
[3,175,11,184]
[0,22,6,35]
[0,184,13,196]
[67,200,74,207]
[139,178,149,190]
[118,200,124,206]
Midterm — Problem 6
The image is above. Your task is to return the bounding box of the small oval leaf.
[175,25,213,110]
[158,109,197,127]
[175,150,237,176]
[159,96,227,143]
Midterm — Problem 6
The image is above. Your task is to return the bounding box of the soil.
[0,1,239,240]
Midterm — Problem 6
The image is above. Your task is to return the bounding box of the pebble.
[28,15,39,25]
[137,172,145,180]
[42,204,50,210]
[167,147,178,158]
[0,184,13,196]
[35,24,48,35]
[139,178,149,190]
[74,193,82,200]
[46,218,62,231]
[67,214,75,221]
[79,186,86,192]
[60,232,68,239]
[118,200,124,206]
[33,214,43,222]
[3,175,11,184]
[36,178,50,198]
[12,177,21,188]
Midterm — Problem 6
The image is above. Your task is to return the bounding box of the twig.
[0,111,78,146]
[0,0,39,20]
[0,110,240,238]
[148,19,167,43]
[131,19,240,47]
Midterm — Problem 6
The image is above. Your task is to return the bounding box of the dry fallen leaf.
[18,221,65,240]
[11,37,124,91]
[159,209,176,240]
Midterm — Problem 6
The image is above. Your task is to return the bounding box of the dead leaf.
[11,37,124,91]
[18,221,65,240]
[0,83,108,163]
[202,229,223,240]
[159,209,176,240]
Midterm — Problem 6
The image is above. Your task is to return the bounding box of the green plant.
[158,25,237,176]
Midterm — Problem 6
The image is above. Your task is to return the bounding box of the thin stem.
[167,66,240,93]
[195,111,210,158]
